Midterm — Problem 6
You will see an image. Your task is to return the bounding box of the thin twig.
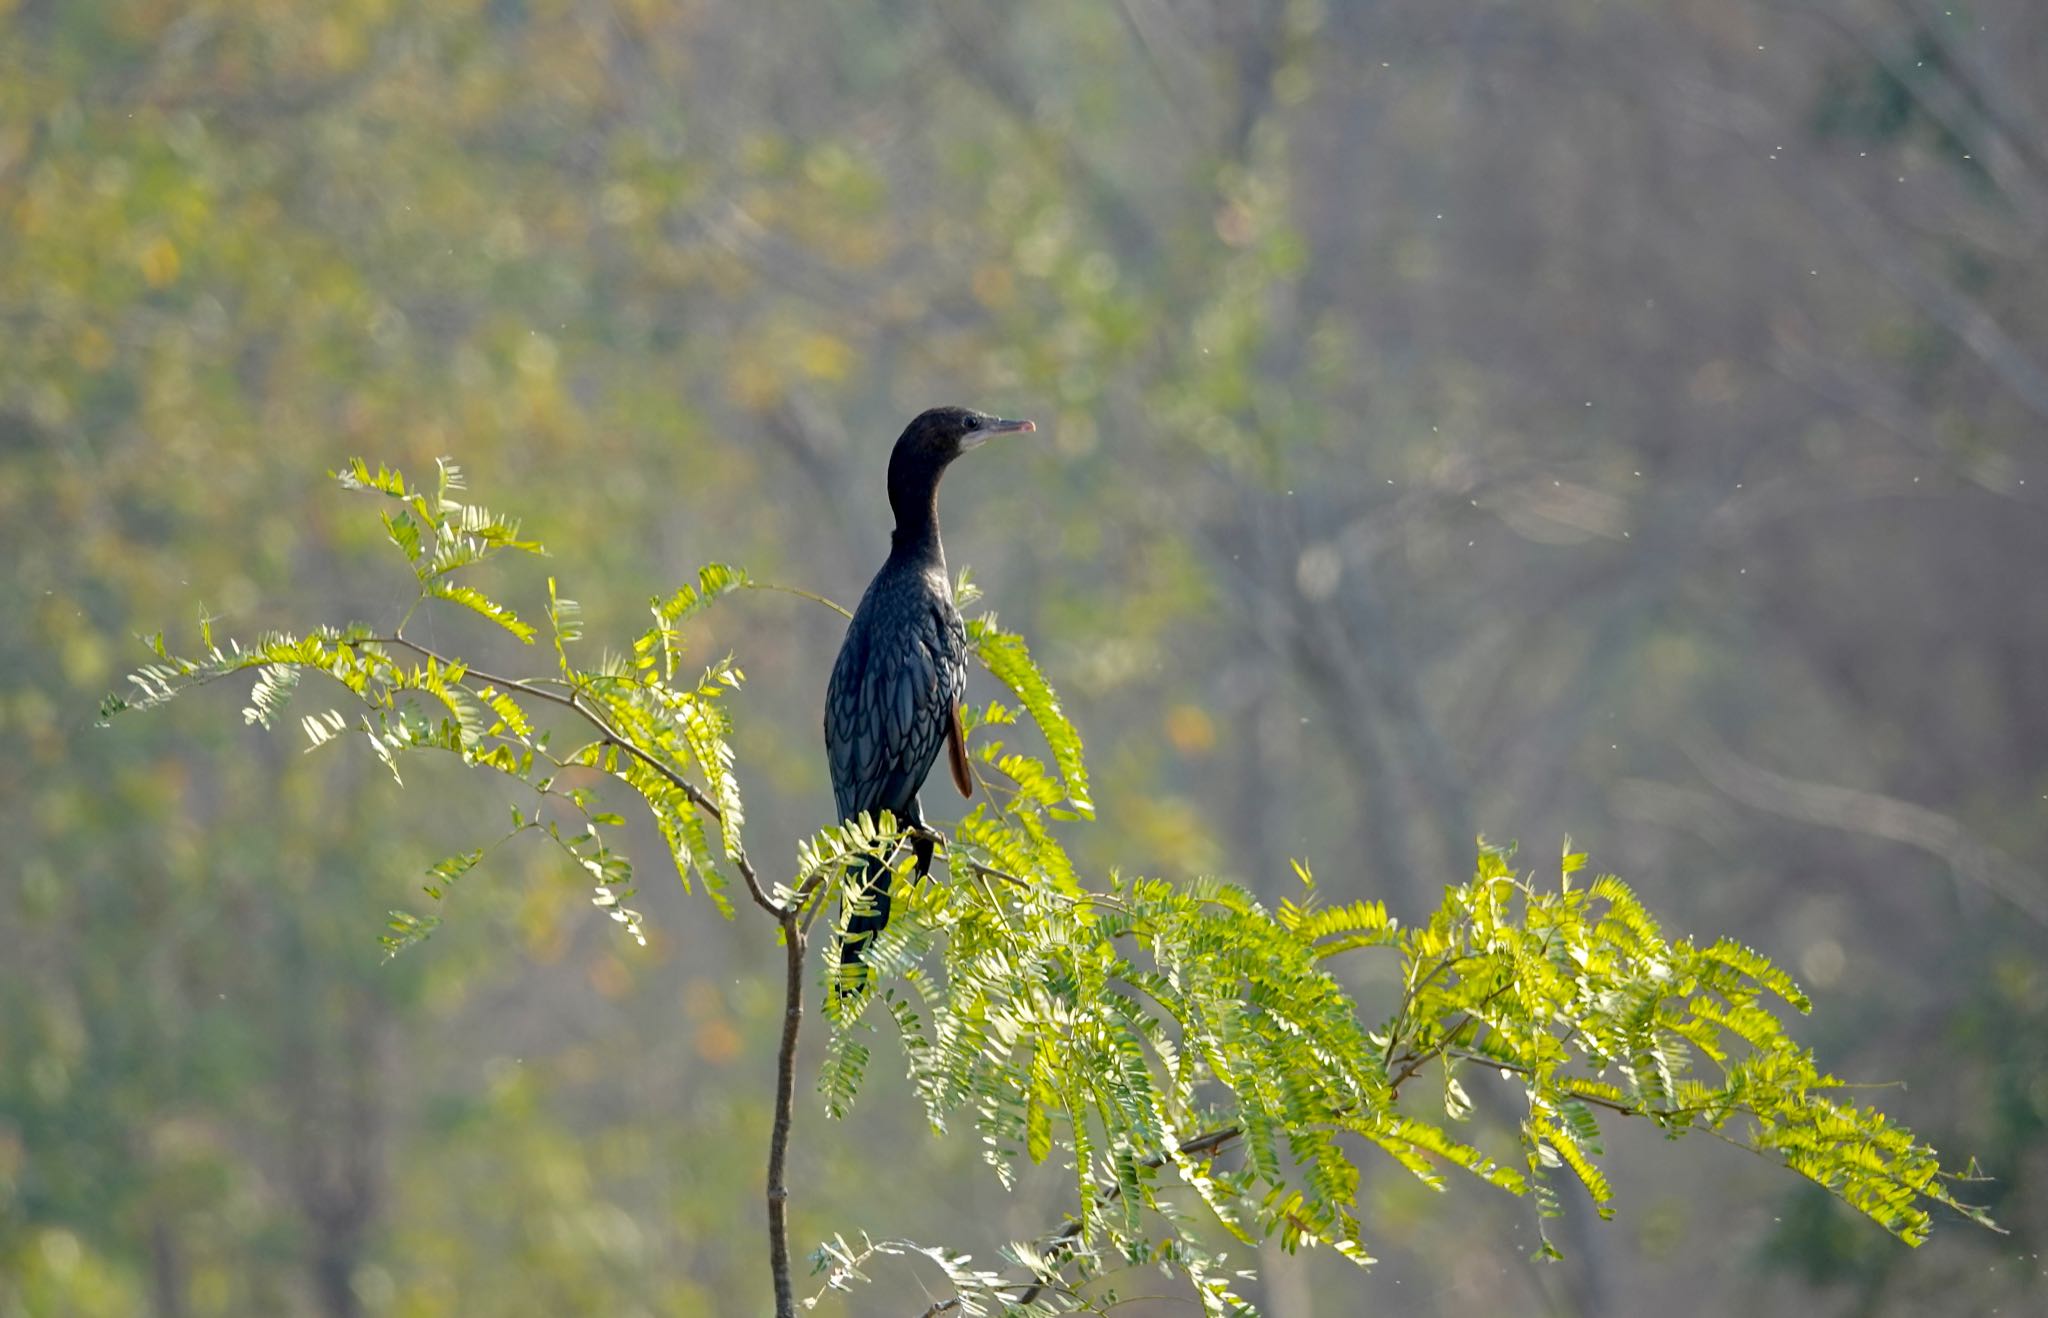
[1380,953,1475,1070]
[743,579,853,619]
[370,634,782,918]
[769,909,806,1318]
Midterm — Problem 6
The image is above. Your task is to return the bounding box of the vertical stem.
[767,913,805,1318]
[148,1215,188,1318]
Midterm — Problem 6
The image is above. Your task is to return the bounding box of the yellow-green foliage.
[109,465,1995,1316]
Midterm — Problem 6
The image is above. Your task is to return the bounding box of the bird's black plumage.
[825,406,1035,976]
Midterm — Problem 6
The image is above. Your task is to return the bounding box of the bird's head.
[887,406,1036,525]
[894,405,1036,466]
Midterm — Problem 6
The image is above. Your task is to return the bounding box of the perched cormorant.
[825,406,1036,976]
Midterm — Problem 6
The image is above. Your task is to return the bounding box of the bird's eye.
[964,416,983,430]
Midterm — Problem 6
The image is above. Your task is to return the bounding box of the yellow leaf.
[138,236,181,288]
[795,331,852,382]
[1164,703,1215,755]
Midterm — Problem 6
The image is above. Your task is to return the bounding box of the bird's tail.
[835,833,936,992]
[837,852,894,972]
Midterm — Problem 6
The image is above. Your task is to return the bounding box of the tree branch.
[769,909,806,1318]
[371,634,783,918]
[1682,730,2048,927]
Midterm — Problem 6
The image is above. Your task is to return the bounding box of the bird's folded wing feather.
[947,702,973,798]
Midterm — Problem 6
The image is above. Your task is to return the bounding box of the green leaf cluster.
[107,464,1995,1315]
[822,763,1992,1309]
[104,462,757,954]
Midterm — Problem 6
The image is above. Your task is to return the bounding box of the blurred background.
[3,1,2045,1314]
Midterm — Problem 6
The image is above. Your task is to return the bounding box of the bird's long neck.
[887,459,948,568]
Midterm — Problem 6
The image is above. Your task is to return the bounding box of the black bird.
[825,405,1036,977]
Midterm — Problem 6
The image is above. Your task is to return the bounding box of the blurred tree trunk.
[283,984,388,1318]
[148,1216,187,1318]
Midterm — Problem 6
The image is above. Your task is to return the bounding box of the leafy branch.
[103,463,1997,1318]
[104,460,832,1312]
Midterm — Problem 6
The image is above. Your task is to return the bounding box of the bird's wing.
[825,603,957,823]
[824,625,872,820]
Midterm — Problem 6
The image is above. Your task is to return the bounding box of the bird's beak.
[963,418,1035,451]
